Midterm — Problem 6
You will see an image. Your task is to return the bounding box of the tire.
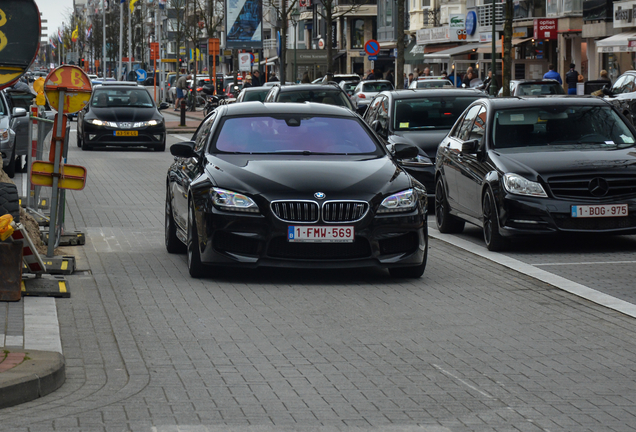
[81,141,92,151]
[435,177,465,234]
[0,182,20,223]
[389,238,428,278]
[482,188,508,251]
[165,189,186,254]
[187,202,206,278]
[77,131,83,147]
[154,141,166,152]
[3,145,16,178]
[196,96,206,107]
[15,155,26,173]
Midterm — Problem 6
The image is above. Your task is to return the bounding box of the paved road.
[2,131,636,431]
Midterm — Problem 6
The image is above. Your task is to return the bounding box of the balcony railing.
[583,0,612,22]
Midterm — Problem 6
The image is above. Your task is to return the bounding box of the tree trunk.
[326,5,333,74]
[396,0,405,89]
[280,0,287,83]
[502,0,513,97]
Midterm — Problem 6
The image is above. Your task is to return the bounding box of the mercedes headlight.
[0,128,9,141]
[377,189,417,214]
[133,119,162,127]
[87,119,117,127]
[503,173,547,197]
[211,188,259,213]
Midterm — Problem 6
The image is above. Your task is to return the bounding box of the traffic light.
[80,58,85,67]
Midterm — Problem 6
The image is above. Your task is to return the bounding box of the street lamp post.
[290,9,300,83]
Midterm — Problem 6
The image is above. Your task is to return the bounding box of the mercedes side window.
[456,105,481,141]
[468,106,487,142]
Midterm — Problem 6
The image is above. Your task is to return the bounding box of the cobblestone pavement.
[1,134,636,431]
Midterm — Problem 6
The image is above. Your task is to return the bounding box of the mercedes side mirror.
[461,139,480,154]
[393,143,419,160]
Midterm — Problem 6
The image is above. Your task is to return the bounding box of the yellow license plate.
[114,131,138,136]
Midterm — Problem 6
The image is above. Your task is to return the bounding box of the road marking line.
[169,134,192,141]
[433,364,493,399]
[534,261,636,266]
[429,228,636,319]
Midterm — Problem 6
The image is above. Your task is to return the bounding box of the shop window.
[352,19,364,49]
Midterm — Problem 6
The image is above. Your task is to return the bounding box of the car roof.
[483,95,610,109]
[512,79,561,84]
[241,87,271,92]
[99,81,140,87]
[384,89,487,99]
[278,84,341,92]
[221,101,357,117]
[361,80,391,84]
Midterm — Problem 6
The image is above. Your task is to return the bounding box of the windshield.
[214,116,381,155]
[516,83,565,96]
[92,88,154,108]
[277,90,352,109]
[394,96,483,130]
[362,82,394,92]
[493,106,636,150]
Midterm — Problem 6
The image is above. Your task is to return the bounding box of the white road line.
[432,364,493,399]
[169,134,192,142]
[534,261,636,266]
[429,228,636,319]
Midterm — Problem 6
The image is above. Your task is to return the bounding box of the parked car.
[165,102,428,278]
[312,74,361,84]
[602,70,636,124]
[362,89,487,199]
[235,87,270,103]
[351,80,394,114]
[435,96,636,250]
[0,92,22,178]
[497,79,566,97]
[264,84,355,111]
[339,80,358,98]
[408,78,454,89]
[77,81,169,151]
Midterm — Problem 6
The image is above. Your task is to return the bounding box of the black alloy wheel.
[165,189,186,254]
[388,237,428,278]
[187,202,206,278]
[435,177,464,234]
[482,188,508,251]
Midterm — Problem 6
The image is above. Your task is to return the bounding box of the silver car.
[351,80,394,114]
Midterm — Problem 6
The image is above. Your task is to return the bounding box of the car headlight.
[133,119,162,128]
[377,189,417,214]
[211,188,259,213]
[400,154,433,167]
[0,128,9,141]
[503,173,547,197]
[86,119,117,127]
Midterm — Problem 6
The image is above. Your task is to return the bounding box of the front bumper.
[83,123,165,148]
[194,206,428,270]
[497,193,636,236]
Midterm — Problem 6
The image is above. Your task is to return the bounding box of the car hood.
[87,107,159,122]
[491,146,636,180]
[391,130,450,158]
[206,155,413,201]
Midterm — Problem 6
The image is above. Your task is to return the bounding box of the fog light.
[153,135,162,140]
[89,134,97,140]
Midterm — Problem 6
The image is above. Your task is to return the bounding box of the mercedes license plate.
[571,204,628,218]
[114,130,138,136]
[288,226,354,243]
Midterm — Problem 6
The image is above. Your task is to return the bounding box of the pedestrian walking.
[462,67,474,87]
[385,70,394,85]
[599,69,611,83]
[252,70,262,86]
[268,72,279,82]
[565,63,579,95]
[365,69,375,80]
[543,64,562,84]
[243,74,253,89]
[301,72,311,83]
[174,73,191,111]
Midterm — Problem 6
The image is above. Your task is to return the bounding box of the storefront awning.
[596,31,636,53]
[422,43,483,59]
[475,37,533,54]
[404,39,426,64]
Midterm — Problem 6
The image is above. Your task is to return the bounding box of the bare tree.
[169,0,188,81]
[396,0,405,89]
[263,0,298,83]
[502,0,513,96]
[195,0,224,81]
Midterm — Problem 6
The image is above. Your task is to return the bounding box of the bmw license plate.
[114,130,138,136]
[288,226,354,243]
[571,204,628,218]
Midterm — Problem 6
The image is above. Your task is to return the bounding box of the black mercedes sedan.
[435,97,636,251]
[165,102,428,278]
[77,81,169,151]
[362,89,487,200]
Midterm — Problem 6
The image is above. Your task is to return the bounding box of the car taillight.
[359,93,366,98]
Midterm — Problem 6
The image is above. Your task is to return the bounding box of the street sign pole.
[47,89,65,257]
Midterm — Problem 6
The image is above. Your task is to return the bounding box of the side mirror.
[12,107,27,118]
[602,85,613,96]
[170,141,197,158]
[372,120,387,138]
[158,102,170,110]
[393,143,419,160]
[461,139,480,154]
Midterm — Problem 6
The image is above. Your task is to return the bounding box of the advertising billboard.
[225,0,263,49]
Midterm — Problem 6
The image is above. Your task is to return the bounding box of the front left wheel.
[482,188,508,251]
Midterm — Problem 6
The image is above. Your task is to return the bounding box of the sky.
[35,0,76,39]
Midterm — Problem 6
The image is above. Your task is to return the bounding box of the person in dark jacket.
[565,63,579,95]
[251,70,262,86]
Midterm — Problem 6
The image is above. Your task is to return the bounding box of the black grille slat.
[323,201,369,223]
[271,201,320,223]
[548,175,636,199]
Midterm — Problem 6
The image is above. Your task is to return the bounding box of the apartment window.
[421,0,430,7]
[352,19,364,48]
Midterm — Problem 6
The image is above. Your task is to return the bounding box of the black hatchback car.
[362,89,487,199]
[165,102,428,278]
[435,97,636,250]
[264,84,355,111]
[77,82,169,151]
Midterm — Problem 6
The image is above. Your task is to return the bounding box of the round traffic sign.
[136,69,147,82]
[44,65,93,114]
[0,0,41,90]
[249,53,255,64]
[364,40,380,56]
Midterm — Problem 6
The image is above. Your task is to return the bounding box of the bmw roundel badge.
[314,192,326,199]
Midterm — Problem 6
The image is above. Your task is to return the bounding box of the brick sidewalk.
[0,352,25,373]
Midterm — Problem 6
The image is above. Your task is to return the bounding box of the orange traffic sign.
[44,65,92,114]
[209,38,220,56]
[150,42,160,60]
[31,161,87,190]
